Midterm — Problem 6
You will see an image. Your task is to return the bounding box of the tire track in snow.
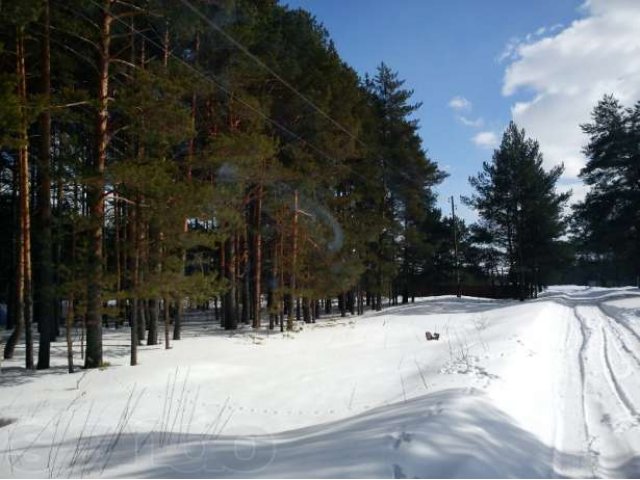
[574,305,640,477]
[597,305,640,368]
[600,303,640,344]
[600,326,640,421]
[551,306,593,478]
[572,307,599,477]
[595,306,640,424]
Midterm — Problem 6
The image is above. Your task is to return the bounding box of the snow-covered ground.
[1,286,640,478]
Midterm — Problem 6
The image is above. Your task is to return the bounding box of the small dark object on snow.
[425,331,440,341]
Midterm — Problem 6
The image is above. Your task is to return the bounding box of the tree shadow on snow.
[0,364,73,388]
[369,298,511,317]
[9,388,615,479]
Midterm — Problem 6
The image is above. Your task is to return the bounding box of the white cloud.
[449,96,484,128]
[472,131,499,149]
[448,96,472,111]
[458,115,484,128]
[497,24,562,63]
[501,0,640,202]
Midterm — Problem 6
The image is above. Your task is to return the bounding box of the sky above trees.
[283,0,640,221]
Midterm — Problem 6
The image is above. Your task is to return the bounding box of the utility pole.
[451,196,461,298]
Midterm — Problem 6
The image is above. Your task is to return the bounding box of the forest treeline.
[0,0,637,372]
[0,0,451,370]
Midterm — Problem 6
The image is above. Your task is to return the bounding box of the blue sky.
[282,0,586,222]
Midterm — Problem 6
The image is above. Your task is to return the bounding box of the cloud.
[472,131,499,149]
[449,96,484,128]
[497,24,563,63]
[448,96,472,111]
[458,116,484,128]
[502,0,640,187]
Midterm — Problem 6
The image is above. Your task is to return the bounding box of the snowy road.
[1,286,639,477]
[551,294,640,477]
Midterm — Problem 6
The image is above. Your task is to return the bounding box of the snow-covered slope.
[1,286,639,478]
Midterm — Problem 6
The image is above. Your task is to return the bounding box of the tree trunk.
[173,300,181,341]
[234,233,241,324]
[137,299,146,344]
[163,298,170,350]
[303,297,311,323]
[287,190,298,331]
[136,202,145,344]
[252,183,263,328]
[147,299,158,345]
[348,290,355,315]
[35,0,54,369]
[128,199,139,365]
[66,212,78,373]
[4,28,32,368]
[224,237,237,330]
[66,294,75,373]
[114,193,123,327]
[241,230,250,325]
[130,299,138,365]
[11,23,31,367]
[85,0,112,368]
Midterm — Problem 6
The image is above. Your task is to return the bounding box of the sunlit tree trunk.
[4,27,33,369]
[85,0,113,368]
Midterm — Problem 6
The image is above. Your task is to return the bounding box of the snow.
[1,286,640,478]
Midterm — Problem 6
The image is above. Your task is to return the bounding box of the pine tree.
[0,0,42,368]
[466,122,568,299]
[365,63,445,306]
[573,95,640,285]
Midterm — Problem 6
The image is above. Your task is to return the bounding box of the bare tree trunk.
[303,297,310,323]
[172,300,181,341]
[136,200,146,344]
[114,193,122,327]
[4,30,27,362]
[224,236,237,330]
[287,190,298,331]
[85,0,112,368]
[147,299,158,345]
[163,298,170,350]
[279,211,285,332]
[66,214,78,374]
[18,27,34,369]
[128,199,139,365]
[252,183,263,328]
[241,228,250,325]
[66,295,75,373]
[35,0,54,369]
[4,28,34,368]
[268,232,277,330]
[235,233,241,323]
